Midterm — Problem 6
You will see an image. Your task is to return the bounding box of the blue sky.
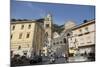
[11,0,95,25]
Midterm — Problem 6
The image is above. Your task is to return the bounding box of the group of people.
[49,53,69,63]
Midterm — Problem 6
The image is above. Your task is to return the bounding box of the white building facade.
[68,20,95,55]
[11,21,44,58]
[51,19,95,57]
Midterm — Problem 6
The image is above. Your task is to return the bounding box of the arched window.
[19,33,22,39]
[21,25,24,29]
[60,41,62,44]
[63,38,67,43]
[46,24,49,28]
[11,34,13,39]
[26,32,30,38]
[28,24,31,29]
[12,25,15,30]
[18,46,21,50]
[67,33,70,36]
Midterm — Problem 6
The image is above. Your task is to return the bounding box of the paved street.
[33,56,67,65]
[54,57,66,64]
[68,56,88,63]
[11,55,93,67]
[35,55,89,65]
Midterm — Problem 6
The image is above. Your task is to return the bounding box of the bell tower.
[44,14,52,46]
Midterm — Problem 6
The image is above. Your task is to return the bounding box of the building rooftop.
[72,19,95,30]
[11,19,44,24]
